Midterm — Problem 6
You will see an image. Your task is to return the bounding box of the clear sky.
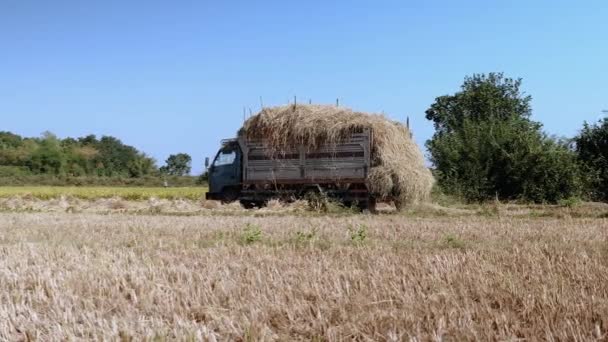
[2,0,607,174]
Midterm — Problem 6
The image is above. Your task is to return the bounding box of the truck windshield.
[214,150,236,166]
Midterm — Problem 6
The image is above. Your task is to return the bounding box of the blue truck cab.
[205,140,242,202]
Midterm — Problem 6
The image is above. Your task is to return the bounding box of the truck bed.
[239,130,371,184]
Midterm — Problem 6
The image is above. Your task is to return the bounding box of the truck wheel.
[358,197,377,214]
[394,199,404,212]
[240,200,255,209]
[240,200,266,209]
[221,188,239,204]
[368,197,377,213]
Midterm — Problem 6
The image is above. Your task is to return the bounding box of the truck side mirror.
[205,157,210,169]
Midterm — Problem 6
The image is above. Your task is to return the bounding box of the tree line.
[0,132,198,185]
[426,72,608,203]
[2,73,607,203]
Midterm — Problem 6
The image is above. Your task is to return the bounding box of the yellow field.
[0,186,207,201]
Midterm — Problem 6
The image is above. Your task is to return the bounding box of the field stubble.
[0,208,607,340]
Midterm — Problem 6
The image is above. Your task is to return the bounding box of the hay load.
[240,104,435,206]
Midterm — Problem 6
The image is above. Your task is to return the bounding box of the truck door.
[208,145,241,201]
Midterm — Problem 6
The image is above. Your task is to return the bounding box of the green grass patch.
[0,186,207,200]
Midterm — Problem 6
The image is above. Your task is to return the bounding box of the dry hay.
[241,104,434,205]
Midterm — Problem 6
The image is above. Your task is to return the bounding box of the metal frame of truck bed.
[239,129,371,185]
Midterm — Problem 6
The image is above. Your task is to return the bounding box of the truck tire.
[240,200,266,209]
[368,197,377,213]
[394,199,404,212]
[358,197,377,214]
[239,200,255,209]
[220,187,239,204]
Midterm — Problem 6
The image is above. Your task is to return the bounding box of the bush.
[426,73,582,203]
[574,118,608,201]
[430,117,581,203]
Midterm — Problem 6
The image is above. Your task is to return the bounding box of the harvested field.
[1,209,607,340]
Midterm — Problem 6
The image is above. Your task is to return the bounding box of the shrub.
[574,118,608,201]
[426,73,582,203]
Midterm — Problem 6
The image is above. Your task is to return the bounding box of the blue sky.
[2,0,607,174]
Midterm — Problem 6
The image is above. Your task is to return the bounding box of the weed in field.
[293,227,319,246]
[304,191,330,212]
[240,223,262,245]
[348,224,368,245]
[558,197,582,208]
[443,234,466,249]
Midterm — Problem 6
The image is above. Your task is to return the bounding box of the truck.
[205,129,377,211]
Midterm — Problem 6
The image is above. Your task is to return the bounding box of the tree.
[0,131,23,149]
[426,73,534,135]
[426,73,581,203]
[128,153,157,178]
[574,118,608,201]
[92,136,156,177]
[0,131,25,166]
[160,153,192,176]
[0,131,157,178]
[27,132,65,175]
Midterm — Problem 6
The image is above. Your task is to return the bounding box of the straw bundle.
[240,104,434,205]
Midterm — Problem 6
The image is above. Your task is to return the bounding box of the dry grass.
[1,209,607,340]
[241,104,435,205]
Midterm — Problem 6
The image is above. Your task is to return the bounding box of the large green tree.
[426,73,581,203]
[160,153,192,176]
[574,118,608,201]
[27,132,65,175]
